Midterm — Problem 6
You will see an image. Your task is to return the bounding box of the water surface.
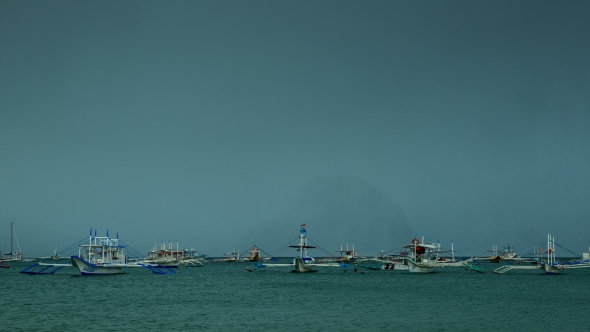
[3,261,588,331]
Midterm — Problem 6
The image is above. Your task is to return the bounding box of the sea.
[2,260,589,331]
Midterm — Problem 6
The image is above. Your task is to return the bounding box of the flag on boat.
[300,224,307,235]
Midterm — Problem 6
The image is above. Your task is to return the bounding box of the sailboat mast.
[10,223,13,256]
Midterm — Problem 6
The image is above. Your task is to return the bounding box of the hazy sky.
[1,1,589,257]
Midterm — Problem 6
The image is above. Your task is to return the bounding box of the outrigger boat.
[432,241,479,270]
[494,234,590,274]
[403,239,437,273]
[21,229,173,275]
[336,244,358,264]
[141,241,184,268]
[488,244,522,263]
[223,250,240,262]
[253,224,339,273]
[289,224,316,272]
[70,230,134,275]
[179,247,207,267]
[241,245,261,262]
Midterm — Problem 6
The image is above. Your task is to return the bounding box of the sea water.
[2,261,589,331]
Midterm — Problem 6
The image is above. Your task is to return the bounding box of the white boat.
[142,241,184,267]
[248,225,350,272]
[354,250,408,270]
[494,234,590,274]
[488,244,521,263]
[256,224,334,272]
[336,244,358,263]
[288,224,317,272]
[542,234,564,275]
[223,250,240,262]
[402,238,438,273]
[70,229,136,275]
[179,247,207,267]
[241,245,262,262]
[432,242,476,268]
[1,223,25,263]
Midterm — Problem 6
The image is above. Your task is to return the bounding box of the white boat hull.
[71,256,124,275]
[293,257,314,273]
[406,259,434,273]
[543,263,562,275]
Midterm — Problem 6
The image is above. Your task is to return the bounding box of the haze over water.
[1,1,589,258]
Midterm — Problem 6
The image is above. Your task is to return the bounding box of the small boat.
[402,238,438,273]
[288,224,318,273]
[241,245,261,262]
[223,250,240,262]
[0,261,9,268]
[2,223,25,263]
[179,247,207,267]
[251,225,348,272]
[542,234,563,275]
[336,244,358,263]
[488,244,521,263]
[141,241,184,268]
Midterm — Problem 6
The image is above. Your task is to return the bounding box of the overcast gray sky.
[1,1,589,257]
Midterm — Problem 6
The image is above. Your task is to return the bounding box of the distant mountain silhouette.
[260,175,413,256]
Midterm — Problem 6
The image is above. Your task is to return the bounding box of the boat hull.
[71,256,124,275]
[543,263,562,275]
[293,257,314,273]
[406,259,434,273]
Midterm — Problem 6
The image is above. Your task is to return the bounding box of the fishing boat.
[432,241,477,268]
[179,247,207,267]
[254,224,339,272]
[488,244,521,263]
[354,250,408,270]
[289,224,323,272]
[336,244,358,263]
[542,234,563,275]
[142,241,184,268]
[223,250,240,262]
[70,229,135,275]
[494,234,590,274]
[241,245,261,262]
[403,238,438,273]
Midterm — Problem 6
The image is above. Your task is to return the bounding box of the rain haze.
[1,1,589,258]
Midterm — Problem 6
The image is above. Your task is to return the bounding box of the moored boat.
[1,223,26,263]
[402,238,438,273]
[70,229,133,275]
[288,224,316,272]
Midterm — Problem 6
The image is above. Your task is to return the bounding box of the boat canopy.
[402,243,438,249]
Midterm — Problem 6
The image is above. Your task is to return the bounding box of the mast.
[10,223,13,257]
[547,233,551,265]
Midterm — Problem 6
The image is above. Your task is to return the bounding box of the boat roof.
[402,243,439,249]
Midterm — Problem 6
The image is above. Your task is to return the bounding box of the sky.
[1,1,589,257]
